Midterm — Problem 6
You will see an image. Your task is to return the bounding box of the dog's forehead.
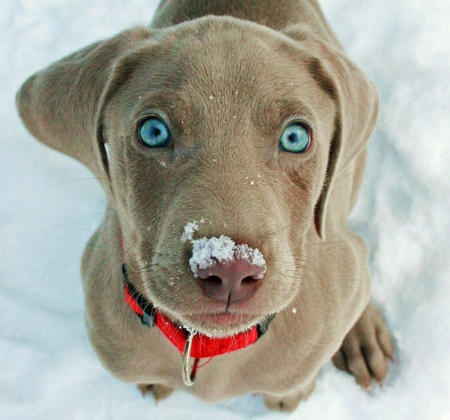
[127,21,317,98]
[107,18,335,139]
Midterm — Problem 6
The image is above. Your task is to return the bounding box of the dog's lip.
[182,312,262,331]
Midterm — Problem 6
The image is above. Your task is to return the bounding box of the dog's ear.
[16,27,152,180]
[282,26,379,239]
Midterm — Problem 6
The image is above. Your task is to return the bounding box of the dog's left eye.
[138,117,171,148]
[279,123,311,154]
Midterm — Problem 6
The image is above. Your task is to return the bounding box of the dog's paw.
[137,383,174,402]
[263,380,315,411]
[332,302,394,391]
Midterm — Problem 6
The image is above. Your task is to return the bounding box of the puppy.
[16,0,393,411]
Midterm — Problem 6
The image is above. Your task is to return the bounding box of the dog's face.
[17,16,378,339]
[101,18,335,336]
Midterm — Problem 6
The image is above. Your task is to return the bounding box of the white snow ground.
[1,0,449,419]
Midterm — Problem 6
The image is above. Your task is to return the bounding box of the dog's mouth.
[123,264,274,339]
[178,311,267,338]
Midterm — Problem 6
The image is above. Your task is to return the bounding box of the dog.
[16,0,393,411]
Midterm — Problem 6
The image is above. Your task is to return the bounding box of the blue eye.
[279,123,311,153]
[138,117,171,148]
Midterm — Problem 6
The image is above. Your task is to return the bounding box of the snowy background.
[1,0,449,419]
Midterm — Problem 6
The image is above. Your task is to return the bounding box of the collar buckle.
[182,330,197,386]
[141,310,156,328]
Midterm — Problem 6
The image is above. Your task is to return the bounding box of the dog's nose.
[195,258,264,303]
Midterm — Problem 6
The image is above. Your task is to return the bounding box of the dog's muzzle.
[121,264,275,385]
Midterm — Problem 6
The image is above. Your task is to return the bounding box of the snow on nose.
[181,223,267,303]
[190,235,266,303]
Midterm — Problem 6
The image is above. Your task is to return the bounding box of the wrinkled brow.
[254,95,316,137]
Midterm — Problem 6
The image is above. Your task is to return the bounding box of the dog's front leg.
[332,302,394,390]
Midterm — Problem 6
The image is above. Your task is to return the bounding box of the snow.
[1,0,449,419]
[234,244,266,273]
[190,235,236,273]
[181,221,200,243]
[182,222,267,278]
[188,235,267,278]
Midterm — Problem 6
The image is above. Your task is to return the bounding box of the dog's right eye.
[138,117,171,148]
[279,123,311,154]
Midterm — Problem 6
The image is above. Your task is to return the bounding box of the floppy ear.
[16,27,152,180]
[282,26,379,239]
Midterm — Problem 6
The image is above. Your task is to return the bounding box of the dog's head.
[17,17,378,337]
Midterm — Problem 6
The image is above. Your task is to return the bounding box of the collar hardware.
[182,331,197,386]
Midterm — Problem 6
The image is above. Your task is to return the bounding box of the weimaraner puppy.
[16,0,394,411]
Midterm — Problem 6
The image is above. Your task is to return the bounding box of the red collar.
[121,264,274,384]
